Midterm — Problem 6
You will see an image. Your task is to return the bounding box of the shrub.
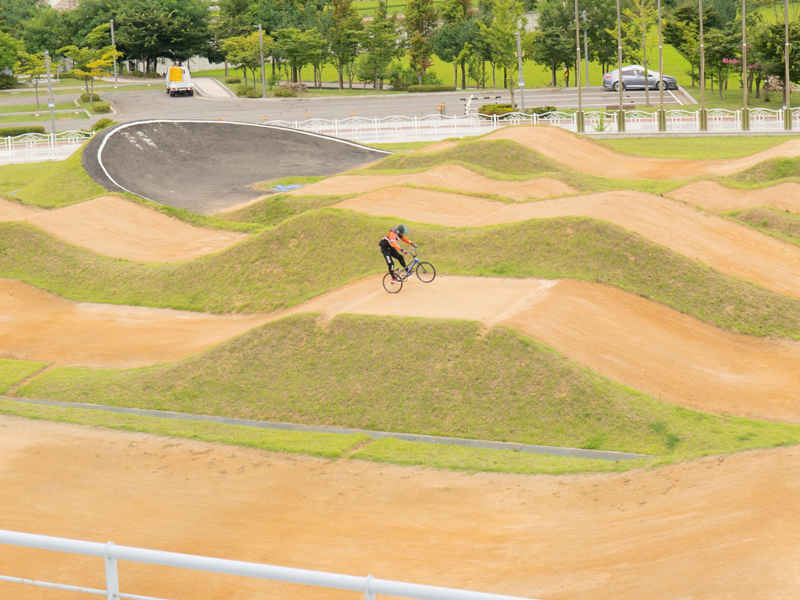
[0,74,18,89]
[245,87,261,98]
[144,71,161,78]
[0,126,46,137]
[526,105,557,115]
[235,84,256,97]
[92,102,111,114]
[273,88,297,98]
[407,84,456,93]
[225,77,241,84]
[478,104,516,116]
[129,70,144,77]
[59,71,80,79]
[91,117,116,131]
[80,93,101,103]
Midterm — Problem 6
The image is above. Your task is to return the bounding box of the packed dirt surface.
[336,187,800,299]
[484,126,800,179]
[0,279,269,368]
[290,164,578,201]
[0,198,41,220]
[667,180,800,212]
[20,196,247,263]
[286,275,800,421]
[1,416,799,600]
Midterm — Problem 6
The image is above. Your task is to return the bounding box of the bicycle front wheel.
[415,262,436,283]
[383,273,403,293]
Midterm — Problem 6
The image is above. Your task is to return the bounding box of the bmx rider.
[379,225,417,281]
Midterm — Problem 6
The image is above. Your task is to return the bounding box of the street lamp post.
[784,0,792,130]
[44,51,56,135]
[582,10,589,87]
[616,0,625,131]
[110,19,118,87]
[657,0,666,130]
[575,0,584,132]
[699,0,707,130]
[255,24,267,99]
[515,31,525,112]
[742,0,749,130]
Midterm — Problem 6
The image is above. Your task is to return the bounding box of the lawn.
[0,359,46,393]
[0,112,88,124]
[0,101,76,114]
[599,136,800,159]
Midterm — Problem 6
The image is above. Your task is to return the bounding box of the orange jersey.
[383,230,412,251]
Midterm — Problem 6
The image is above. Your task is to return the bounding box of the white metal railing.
[0,530,538,600]
[0,130,93,165]
[266,107,790,142]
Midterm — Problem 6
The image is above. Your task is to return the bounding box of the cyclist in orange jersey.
[378,224,417,281]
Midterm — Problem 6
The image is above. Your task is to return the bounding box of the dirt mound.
[286,275,800,422]
[83,121,390,214]
[0,198,41,221]
[667,180,800,212]
[483,126,800,180]
[18,196,247,263]
[2,416,799,600]
[291,164,578,201]
[0,279,269,368]
[335,187,800,299]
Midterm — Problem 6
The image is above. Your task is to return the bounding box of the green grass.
[0,399,367,459]
[220,194,353,227]
[11,147,107,208]
[249,175,327,191]
[0,360,46,393]
[0,112,88,124]
[0,102,76,114]
[369,141,435,152]
[729,206,800,246]
[16,313,800,459]
[4,209,800,339]
[683,85,799,111]
[598,136,800,160]
[0,162,57,194]
[0,84,161,99]
[727,157,800,184]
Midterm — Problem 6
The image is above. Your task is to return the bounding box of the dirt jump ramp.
[83,120,390,214]
[335,187,800,299]
[667,180,800,212]
[483,126,800,180]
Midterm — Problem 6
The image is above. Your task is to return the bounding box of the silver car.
[602,65,678,91]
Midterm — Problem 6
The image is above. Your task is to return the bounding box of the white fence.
[0,131,93,165]
[0,529,538,600]
[267,107,800,143]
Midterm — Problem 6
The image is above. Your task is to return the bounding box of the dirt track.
[1,416,799,600]
[0,279,269,368]
[335,187,800,299]
[483,126,800,179]
[289,164,578,201]
[668,180,800,212]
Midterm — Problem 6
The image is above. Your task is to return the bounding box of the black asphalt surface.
[83,120,389,214]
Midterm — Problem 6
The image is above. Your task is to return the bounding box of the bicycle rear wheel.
[415,262,436,283]
[383,273,403,293]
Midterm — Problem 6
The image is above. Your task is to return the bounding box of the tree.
[20,6,68,56]
[751,20,800,106]
[528,0,571,87]
[0,29,22,71]
[621,0,657,104]
[406,0,438,84]
[210,0,251,75]
[704,25,739,98]
[14,51,54,108]
[275,26,326,83]
[583,0,617,74]
[327,0,363,89]
[59,44,117,94]
[221,32,268,85]
[479,0,524,105]
[361,0,401,89]
[432,19,477,88]
[0,0,38,37]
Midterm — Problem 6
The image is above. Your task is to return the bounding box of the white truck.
[166,65,195,97]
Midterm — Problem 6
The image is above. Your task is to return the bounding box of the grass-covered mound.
[16,314,800,458]
[4,209,800,338]
[598,136,800,160]
[9,148,107,208]
[730,206,800,247]
[0,359,46,393]
[728,157,800,185]
[221,194,351,227]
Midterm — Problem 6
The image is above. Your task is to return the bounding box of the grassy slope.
[598,136,800,160]
[17,314,800,459]
[0,162,56,194]
[3,210,800,338]
[727,157,800,185]
[221,194,351,227]
[729,207,800,247]
[0,359,46,393]
[12,148,107,208]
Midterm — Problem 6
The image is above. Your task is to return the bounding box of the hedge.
[0,74,18,90]
[0,126,46,137]
[478,104,557,116]
[407,85,456,93]
[273,88,297,98]
[80,93,101,103]
[92,102,112,114]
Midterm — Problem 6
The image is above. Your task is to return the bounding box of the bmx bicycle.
[382,250,436,293]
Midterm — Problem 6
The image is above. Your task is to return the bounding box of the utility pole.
[582,10,589,87]
[616,0,625,131]
[515,31,525,111]
[255,24,267,99]
[575,0,584,132]
[642,4,649,107]
[44,51,56,135]
[742,0,749,130]
[784,0,792,130]
[699,0,707,130]
[110,19,118,87]
[657,0,666,130]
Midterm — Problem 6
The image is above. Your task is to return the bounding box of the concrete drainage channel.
[4,397,652,461]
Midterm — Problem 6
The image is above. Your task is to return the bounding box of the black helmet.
[395,224,408,236]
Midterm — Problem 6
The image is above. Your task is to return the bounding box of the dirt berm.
[83,120,389,214]
[668,180,800,212]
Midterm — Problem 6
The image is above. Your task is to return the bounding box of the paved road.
[1,84,688,131]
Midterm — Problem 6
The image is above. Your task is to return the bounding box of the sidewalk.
[193,77,236,99]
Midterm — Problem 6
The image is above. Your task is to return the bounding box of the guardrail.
[0,130,93,165]
[0,530,539,600]
[266,107,799,143]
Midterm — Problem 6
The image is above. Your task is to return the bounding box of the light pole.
[44,51,56,135]
[110,19,118,86]
[616,0,625,131]
[515,31,525,111]
[742,0,749,130]
[784,0,792,130]
[582,10,589,87]
[658,0,666,130]
[254,24,267,99]
[699,0,707,130]
[575,0,584,132]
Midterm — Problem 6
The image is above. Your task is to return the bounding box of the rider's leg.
[382,249,396,276]
[392,248,407,270]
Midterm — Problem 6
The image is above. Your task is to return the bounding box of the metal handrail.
[0,530,539,600]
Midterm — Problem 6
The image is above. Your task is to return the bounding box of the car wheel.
[169,91,175,97]
[657,80,666,91]
[612,81,625,91]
